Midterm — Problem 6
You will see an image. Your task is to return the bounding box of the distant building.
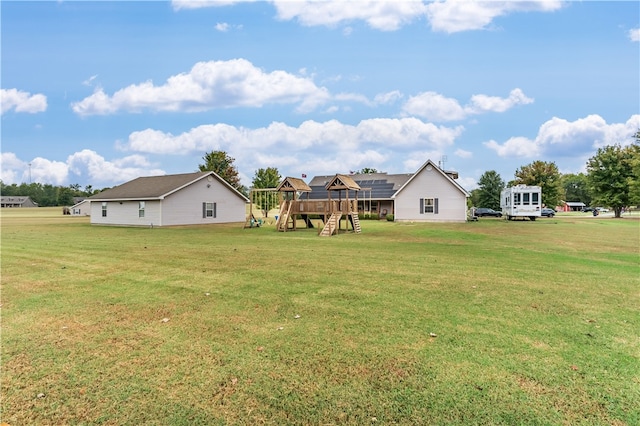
[0,196,38,208]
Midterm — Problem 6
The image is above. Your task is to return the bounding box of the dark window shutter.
[213,202,217,218]
[419,198,424,214]
[202,202,206,218]
[435,198,439,214]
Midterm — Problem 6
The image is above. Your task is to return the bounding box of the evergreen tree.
[476,170,505,210]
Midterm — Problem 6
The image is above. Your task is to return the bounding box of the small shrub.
[386,214,394,221]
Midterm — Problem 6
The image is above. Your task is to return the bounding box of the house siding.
[394,166,467,222]
[90,200,162,226]
[161,178,246,225]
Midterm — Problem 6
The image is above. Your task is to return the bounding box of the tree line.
[471,132,640,218]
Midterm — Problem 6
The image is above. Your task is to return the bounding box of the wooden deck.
[286,199,358,215]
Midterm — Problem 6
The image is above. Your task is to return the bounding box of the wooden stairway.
[319,213,341,237]
[276,200,293,231]
[349,213,362,233]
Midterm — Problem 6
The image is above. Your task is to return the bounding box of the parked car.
[541,208,556,217]
[475,208,502,217]
[581,207,593,212]
[595,207,609,213]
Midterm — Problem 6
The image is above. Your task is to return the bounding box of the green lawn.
[1,208,639,425]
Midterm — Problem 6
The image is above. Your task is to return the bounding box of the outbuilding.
[88,171,249,227]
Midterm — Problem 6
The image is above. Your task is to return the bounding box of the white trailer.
[500,185,542,220]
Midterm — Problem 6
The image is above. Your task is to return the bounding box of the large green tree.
[560,173,591,206]
[198,151,247,195]
[587,144,637,218]
[629,130,640,206]
[512,160,562,208]
[476,170,505,210]
[251,167,281,217]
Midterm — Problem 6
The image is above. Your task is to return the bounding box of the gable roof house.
[392,159,470,222]
[306,159,469,222]
[88,171,249,227]
[1,196,38,208]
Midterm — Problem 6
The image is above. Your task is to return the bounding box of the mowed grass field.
[1,208,639,425]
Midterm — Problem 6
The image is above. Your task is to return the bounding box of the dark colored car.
[541,208,555,217]
[581,207,593,212]
[475,208,502,217]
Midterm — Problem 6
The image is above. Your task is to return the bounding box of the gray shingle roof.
[88,172,248,201]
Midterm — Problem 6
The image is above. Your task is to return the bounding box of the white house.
[392,159,470,222]
[88,171,249,227]
[306,159,470,222]
[70,199,91,216]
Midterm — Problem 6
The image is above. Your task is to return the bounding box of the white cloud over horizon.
[484,114,640,158]
[629,28,640,42]
[3,113,636,190]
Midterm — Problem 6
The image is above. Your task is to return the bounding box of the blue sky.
[2,1,639,191]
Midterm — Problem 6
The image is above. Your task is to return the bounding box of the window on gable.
[203,202,217,218]
[420,198,439,214]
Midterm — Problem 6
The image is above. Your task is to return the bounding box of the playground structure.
[245,187,281,228]
[276,175,362,236]
[245,175,362,236]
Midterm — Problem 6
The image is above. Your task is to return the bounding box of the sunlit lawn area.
[1,208,639,425]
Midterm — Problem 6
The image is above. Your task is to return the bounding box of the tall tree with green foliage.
[476,170,505,210]
[560,173,591,206]
[251,167,281,217]
[587,144,637,218]
[512,161,562,208]
[198,151,247,195]
[629,130,640,206]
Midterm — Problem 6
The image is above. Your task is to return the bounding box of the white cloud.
[172,0,249,11]
[454,148,472,159]
[374,90,403,105]
[71,59,331,116]
[402,88,531,122]
[484,114,640,158]
[124,118,463,155]
[484,136,541,158]
[426,0,563,34]
[172,0,562,33]
[466,88,534,114]
[629,28,640,42]
[215,22,230,32]
[1,88,47,114]
[0,150,166,188]
[403,91,466,122]
[0,152,26,184]
[271,1,428,31]
[1,153,68,185]
[82,75,98,87]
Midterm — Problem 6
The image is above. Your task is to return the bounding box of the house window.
[139,201,145,218]
[420,198,439,214]
[203,202,217,218]
[523,193,530,205]
[102,202,107,217]
[514,193,521,205]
